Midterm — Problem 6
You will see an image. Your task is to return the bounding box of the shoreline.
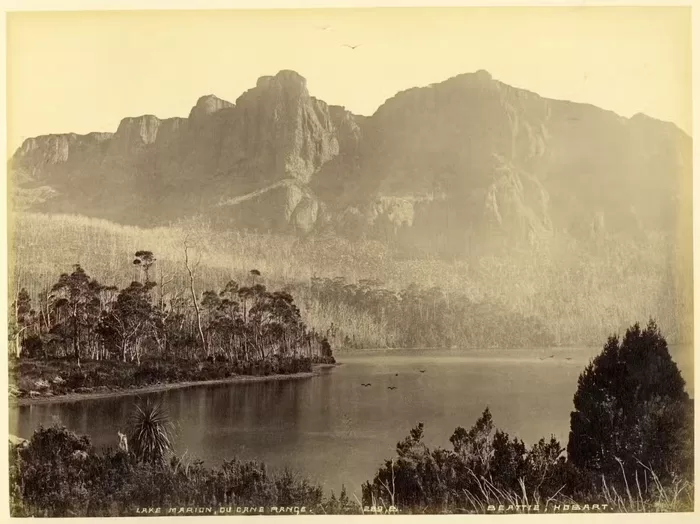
[10,363,337,408]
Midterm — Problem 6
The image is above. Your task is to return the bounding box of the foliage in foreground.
[9,320,695,515]
[362,320,694,514]
[9,425,327,517]
[361,411,693,514]
[568,320,693,482]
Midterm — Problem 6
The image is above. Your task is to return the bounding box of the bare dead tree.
[183,238,207,356]
[154,265,176,356]
[158,267,175,313]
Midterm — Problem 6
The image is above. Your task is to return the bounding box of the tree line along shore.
[9,250,335,402]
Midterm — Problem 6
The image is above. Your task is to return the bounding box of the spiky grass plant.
[128,397,174,466]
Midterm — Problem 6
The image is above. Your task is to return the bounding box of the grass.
[455,469,694,514]
[359,468,694,514]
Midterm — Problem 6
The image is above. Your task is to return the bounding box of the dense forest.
[294,277,554,349]
[9,250,334,399]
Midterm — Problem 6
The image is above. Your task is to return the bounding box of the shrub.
[10,425,326,517]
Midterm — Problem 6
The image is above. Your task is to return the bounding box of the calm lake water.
[9,346,694,497]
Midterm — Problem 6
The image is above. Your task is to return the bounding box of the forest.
[294,277,554,349]
[9,251,334,400]
[10,212,693,352]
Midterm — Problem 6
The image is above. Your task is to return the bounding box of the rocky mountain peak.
[254,70,309,97]
[113,115,162,146]
[9,69,690,255]
[188,94,234,121]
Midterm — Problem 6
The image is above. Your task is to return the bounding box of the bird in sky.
[343,44,362,50]
[395,373,399,376]
[361,383,372,387]
[419,370,426,373]
[565,357,573,361]
[388,386,397,390]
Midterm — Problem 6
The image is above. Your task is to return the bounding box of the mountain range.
[10,69,692,258]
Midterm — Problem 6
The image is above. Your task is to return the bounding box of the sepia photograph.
[2,1,696,519]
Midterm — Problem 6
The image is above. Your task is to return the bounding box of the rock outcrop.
[9,69,691,255]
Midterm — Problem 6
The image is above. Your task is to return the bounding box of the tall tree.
[184,240,207,356]
[133,251,157,283]
[10,288,33,358]
[49,265,102,365]
[98,281,158,364]
[567,320,693,481]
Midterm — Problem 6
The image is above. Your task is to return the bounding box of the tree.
[98,281,158,363]
[10,287,34,358]
[133,251,157,283]
[49,265,102,365]
[567,319,692,481]
[183,240,207,356]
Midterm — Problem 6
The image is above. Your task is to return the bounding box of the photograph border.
[0,1,697,522]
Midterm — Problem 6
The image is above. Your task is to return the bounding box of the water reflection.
[9,347,693,495]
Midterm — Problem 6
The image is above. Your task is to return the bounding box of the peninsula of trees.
[10,250,334,401]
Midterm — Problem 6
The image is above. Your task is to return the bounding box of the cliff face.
[10,69,691,255]
[218,70,341,184]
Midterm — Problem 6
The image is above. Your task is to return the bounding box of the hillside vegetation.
[10,212,692,349]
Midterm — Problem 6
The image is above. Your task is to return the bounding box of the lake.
[9,346,694,498]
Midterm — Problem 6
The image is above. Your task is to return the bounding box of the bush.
[362,409,570,513]
[10,425,326,517]
[362,321,694,514]
[20,335,44,359]
[10,425,97,516]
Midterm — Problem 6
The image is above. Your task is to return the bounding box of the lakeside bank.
[11,363,337,407]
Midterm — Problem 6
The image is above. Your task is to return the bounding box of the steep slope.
[10,70,359,229]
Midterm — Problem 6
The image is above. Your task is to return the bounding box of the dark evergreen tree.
[567,319,693,481]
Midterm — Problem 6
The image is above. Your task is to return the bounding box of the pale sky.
[6,7,692,154]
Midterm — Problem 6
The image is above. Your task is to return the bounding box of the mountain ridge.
[12,69,689,148]
[10,69,692,258]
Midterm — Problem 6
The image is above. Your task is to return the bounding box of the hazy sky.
[6,7,692,153]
